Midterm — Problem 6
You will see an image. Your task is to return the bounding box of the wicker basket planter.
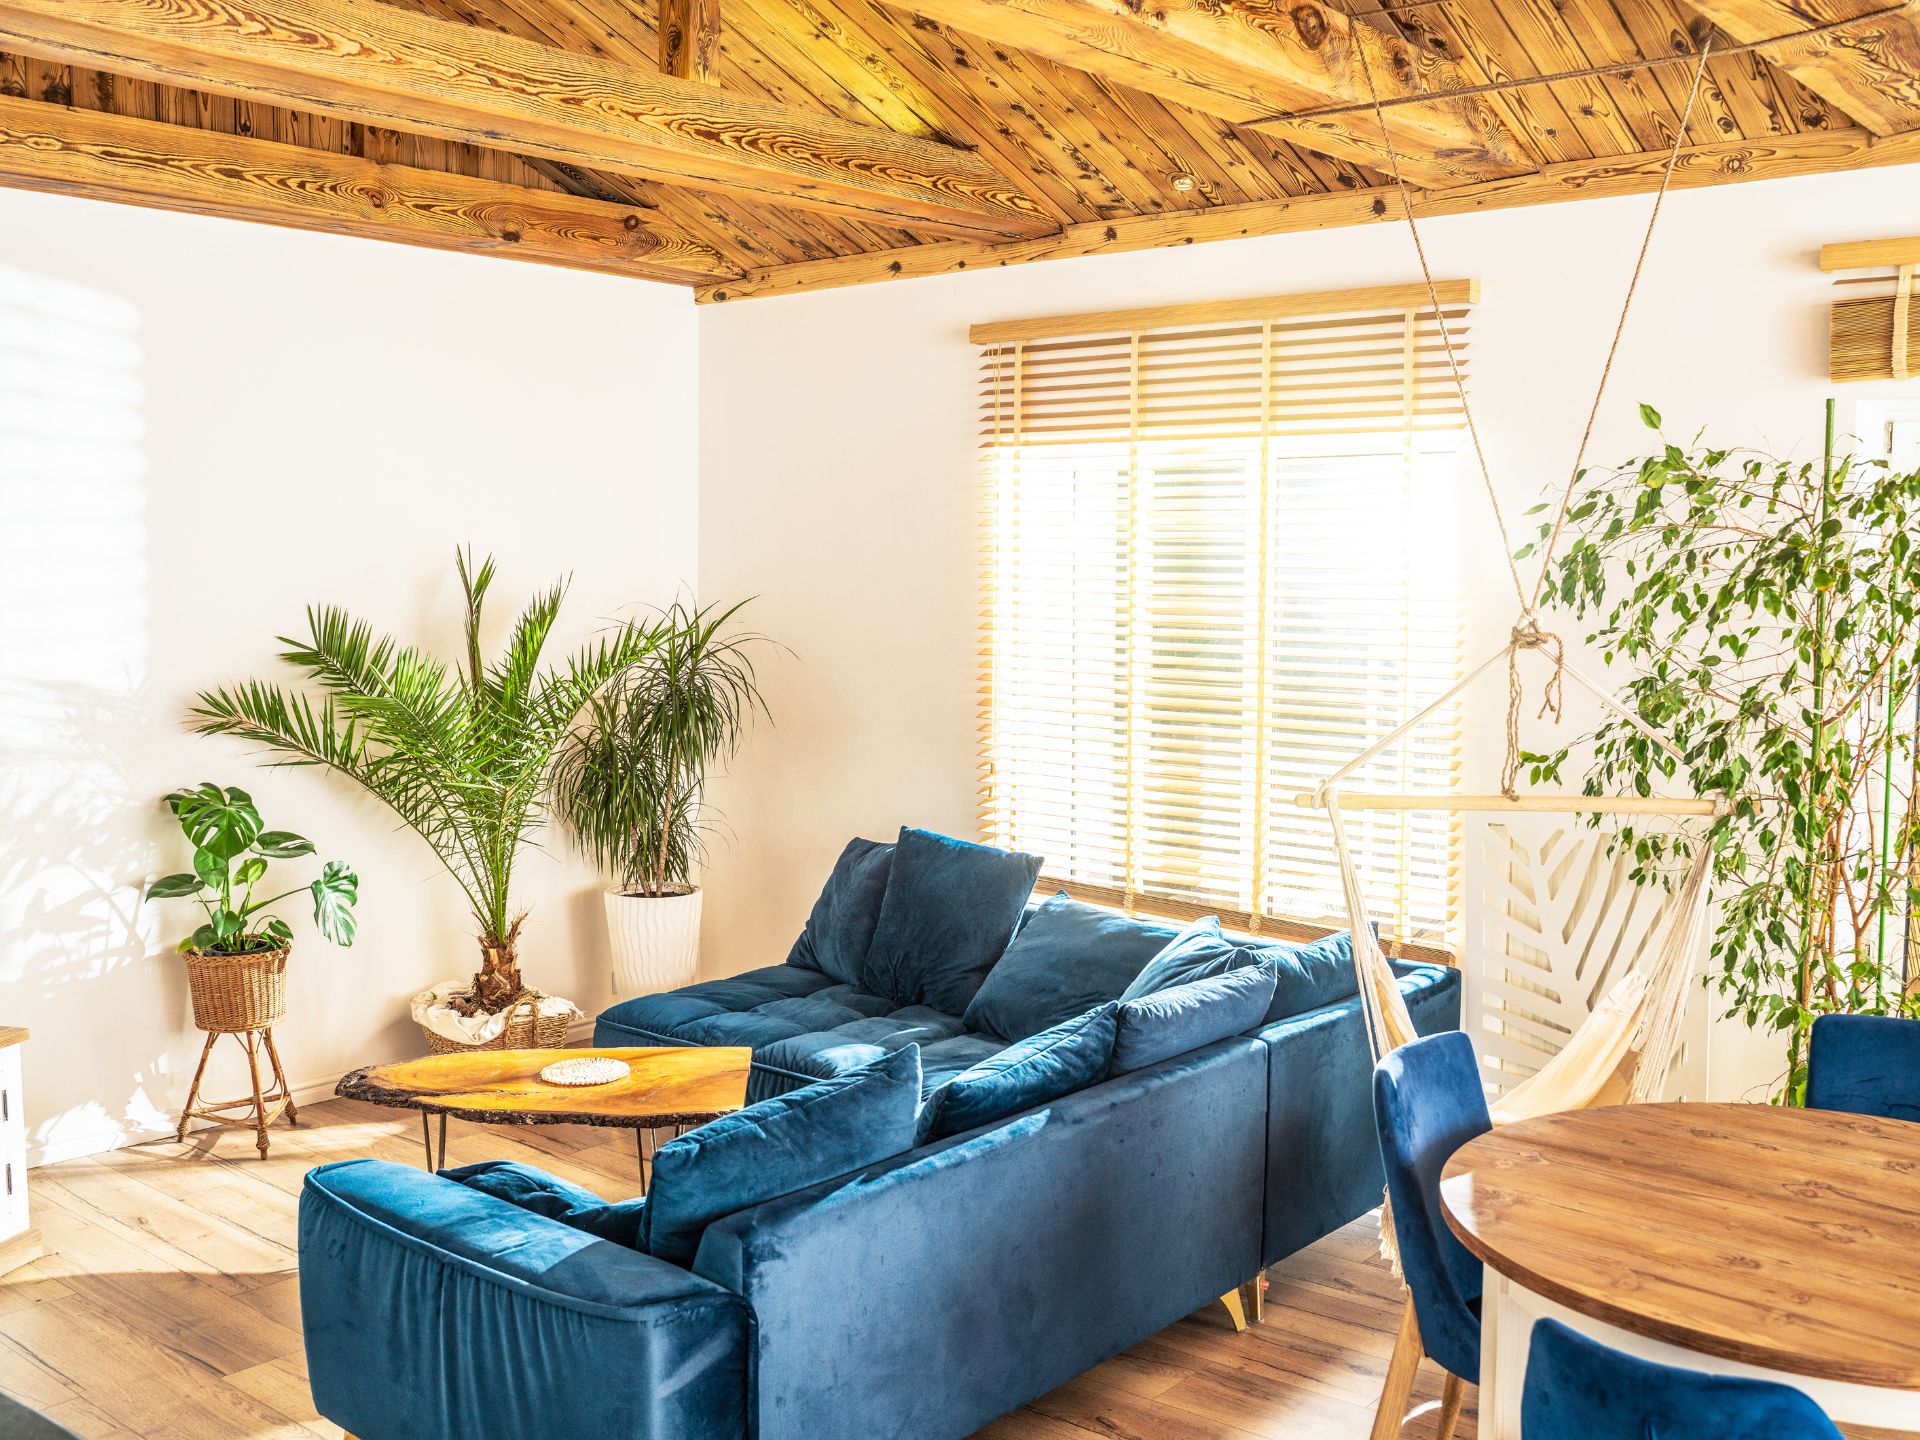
[181,945,289,1033]
[421,997,573,1055]
[411,983,580,1055]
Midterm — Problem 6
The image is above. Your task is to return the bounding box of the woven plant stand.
[176,946,297,1160]
[420,992,573,1055]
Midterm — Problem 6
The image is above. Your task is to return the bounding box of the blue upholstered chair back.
[1371,1029,1489,1380]
[1807,1013,1920,1124]
[1521,1319,1843,1440]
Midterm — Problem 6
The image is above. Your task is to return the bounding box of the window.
[977,282,1471,956]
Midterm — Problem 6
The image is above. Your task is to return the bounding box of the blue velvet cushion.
[1806,1013,1920,1123]
[921,1003,1117,1141]
[1258,930,1364,1022]
[441,1160,648,1248]
[860,828,1042,1014]
[961,892,1180,1042]
[1120,917,1254,999]
[644,1044,924,1266]
[784,836,895,987]
[1109,961,1277,1074]
[1522,1319,1844,1440]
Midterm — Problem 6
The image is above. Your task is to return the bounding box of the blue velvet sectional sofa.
[300,828,1458,1440]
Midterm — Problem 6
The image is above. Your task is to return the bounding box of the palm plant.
[553,600,769,897]
[191,550,663,1014]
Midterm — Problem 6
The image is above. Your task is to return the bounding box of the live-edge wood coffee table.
[336,1046,751,1181]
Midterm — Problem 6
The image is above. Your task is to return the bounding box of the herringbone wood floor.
[0,1098,1893,1440]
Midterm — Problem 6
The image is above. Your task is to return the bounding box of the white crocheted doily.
[539,1057,631,1087]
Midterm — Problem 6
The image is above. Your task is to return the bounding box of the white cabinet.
[0,1029,39,1275]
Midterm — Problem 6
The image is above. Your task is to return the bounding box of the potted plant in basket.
[147,781,358,1032]
[190,550,665,1051]
[553,599,771,997]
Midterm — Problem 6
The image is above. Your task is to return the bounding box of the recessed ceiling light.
[1170,172,1198,193]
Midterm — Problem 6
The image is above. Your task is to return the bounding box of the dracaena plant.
[189,550,664,1014]
[1520,403,1920,1098]
[552,599,771,897]
[147,783,358,956]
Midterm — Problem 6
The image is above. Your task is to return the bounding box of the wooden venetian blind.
[976,281,1473,955]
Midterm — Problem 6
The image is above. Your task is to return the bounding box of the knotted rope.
[1503,617,1567,799]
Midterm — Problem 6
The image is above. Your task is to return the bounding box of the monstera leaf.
[166,783,263,861]
[311,861,359,947]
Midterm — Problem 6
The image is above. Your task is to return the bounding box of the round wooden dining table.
[1440,1102,1920,1439]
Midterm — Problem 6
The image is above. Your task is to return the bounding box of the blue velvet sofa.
[300,829,1458,1440]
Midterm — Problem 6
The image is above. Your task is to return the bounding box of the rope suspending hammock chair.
[1322,28,1728,1120]
[1329,33,1733,1440]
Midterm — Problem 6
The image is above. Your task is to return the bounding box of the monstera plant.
[147,782,358,956]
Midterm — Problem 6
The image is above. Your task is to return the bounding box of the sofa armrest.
[1255,963,1461,1266]
[299,1160,748,1440]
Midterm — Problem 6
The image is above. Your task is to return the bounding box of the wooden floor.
[0,1100,1891,1440]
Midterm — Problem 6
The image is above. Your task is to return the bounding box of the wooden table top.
[336,1047,752,1128]
[1440,1102,1920,1389]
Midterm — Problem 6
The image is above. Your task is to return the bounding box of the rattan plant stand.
[176,946,297,1159]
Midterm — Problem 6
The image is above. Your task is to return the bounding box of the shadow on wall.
[0,262,184,1160]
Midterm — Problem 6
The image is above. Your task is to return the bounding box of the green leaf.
[1638,402,1662,430]
[165,783,263,861]
[234,856,268,887]
[311,860,359,947]
[193,847,227,890]
[254,830,315,858]
[146,872,204,901]
[188,922,219,952]
[210,909,244,939]
[265,918,294,945]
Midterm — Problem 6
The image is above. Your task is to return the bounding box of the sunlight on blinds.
[978,285,1469,952]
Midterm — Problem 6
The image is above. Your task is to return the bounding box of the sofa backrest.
[1013,896,1362,1026]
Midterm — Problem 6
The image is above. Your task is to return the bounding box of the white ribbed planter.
[605,888,703,999]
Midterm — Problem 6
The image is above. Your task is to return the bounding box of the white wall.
[697,163,1920,1102]
[0,191,699,1165]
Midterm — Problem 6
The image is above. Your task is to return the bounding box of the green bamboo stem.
[1794,399,1835,1087]
[1879,665,1895,1008]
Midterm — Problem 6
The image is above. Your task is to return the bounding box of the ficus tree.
[1520,404,1920,1097]
[191,551,663,1014]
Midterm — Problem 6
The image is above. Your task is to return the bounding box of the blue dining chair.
[1522,1318,1843,1440]
[1806,1013,1920,1123]
[1369,1029,1491,1440]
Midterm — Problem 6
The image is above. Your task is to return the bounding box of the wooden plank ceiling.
[0,0,1916,298]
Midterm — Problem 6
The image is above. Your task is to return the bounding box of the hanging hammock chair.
[1326,30,1733,1440]
[1323,29,1727,1117]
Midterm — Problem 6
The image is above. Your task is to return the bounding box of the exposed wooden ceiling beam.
[1683,0,1920,135]
[697,124,1920,301]
[661,0,722,82]
[882,0,1532,188]
[0,0,1055,241]
[0,93,739,281]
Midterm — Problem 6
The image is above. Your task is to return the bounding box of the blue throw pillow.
[784,836,895,987]
[441,1160,647,1248]
[1120,917,1256,999]
[1109,962,1278,1074]
[1258,930,1363,1022]
[921,1003,1117,1141]
[961,892,1180,1042]
[860,828,1042,1015]
[643,1044,923,1266]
